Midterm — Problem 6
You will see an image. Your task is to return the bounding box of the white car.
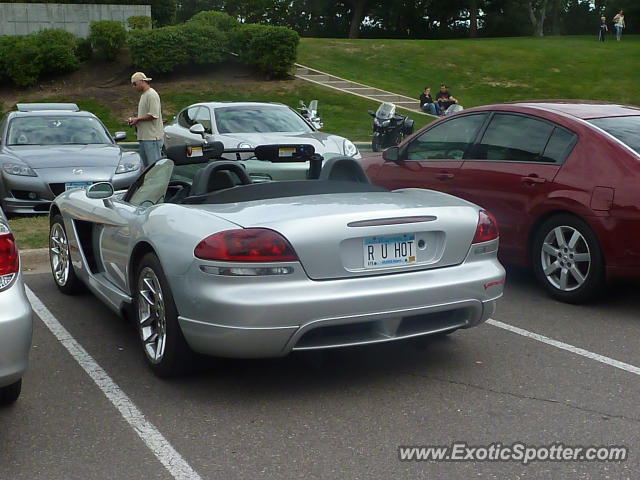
[0,207,32,404]
[164,102,360,181]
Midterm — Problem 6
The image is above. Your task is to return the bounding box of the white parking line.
[488,318,640,376]
[25,286,203,480]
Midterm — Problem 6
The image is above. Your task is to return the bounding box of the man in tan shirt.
[128,72,164,167]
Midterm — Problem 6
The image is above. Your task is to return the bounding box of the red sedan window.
[476,114,553,162]
[540,127,577,163]
[588,116,640,154]
[406,114,487,161]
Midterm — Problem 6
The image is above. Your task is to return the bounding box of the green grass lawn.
[8,215,49,250]
[298,35,640,108]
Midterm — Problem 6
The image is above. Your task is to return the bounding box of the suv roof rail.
[16,103,80,112]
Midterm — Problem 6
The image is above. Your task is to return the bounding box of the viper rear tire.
[134,253,193,377]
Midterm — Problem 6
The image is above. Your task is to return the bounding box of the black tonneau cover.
[180,180,387,205]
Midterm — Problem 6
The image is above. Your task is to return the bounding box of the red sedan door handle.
[521,175,546,185]
[435,171,455,181]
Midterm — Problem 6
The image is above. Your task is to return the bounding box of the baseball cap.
[131,72,152,84]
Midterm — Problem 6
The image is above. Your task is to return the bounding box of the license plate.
[363,233,417,269]
[278,147,295,157]
[65,182,92,191]
[187,146,203,157]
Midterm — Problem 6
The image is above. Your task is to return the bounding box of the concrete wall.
[0,3,151,37]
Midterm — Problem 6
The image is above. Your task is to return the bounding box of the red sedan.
[361,101,640,303]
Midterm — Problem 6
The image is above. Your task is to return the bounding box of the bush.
[0,36,41,87]
[89,20,126,61]
[178,23,228,65]
[0,30,81,87]
[230,24,299,78]
[128,25,189,72]
[187,11,238,32]
[34,29,80,75]
[75,37,93,62]
[127,15,152,30]
[128,12,298,78]
[128,16,232,72]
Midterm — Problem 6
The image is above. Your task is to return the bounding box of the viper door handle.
[521,176,546,184]
[435,172,455,180]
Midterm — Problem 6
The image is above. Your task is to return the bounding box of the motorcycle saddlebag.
[403,119,415,136]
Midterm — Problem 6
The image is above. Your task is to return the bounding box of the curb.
[20,247,50,274]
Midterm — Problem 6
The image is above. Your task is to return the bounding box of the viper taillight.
[195,229,298,262]
[472,210,499,244]
[0,227,19,289]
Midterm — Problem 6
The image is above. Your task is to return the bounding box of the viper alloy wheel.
[134,253,192,376]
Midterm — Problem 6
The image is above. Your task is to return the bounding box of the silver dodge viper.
[48,142,505,376]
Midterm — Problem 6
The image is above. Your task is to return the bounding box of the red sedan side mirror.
[382,146,402,163]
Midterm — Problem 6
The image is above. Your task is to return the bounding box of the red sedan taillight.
[0,228,19,289]
[472,210,499,244]
[195,228,298,262]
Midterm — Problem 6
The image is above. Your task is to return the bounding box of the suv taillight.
[0,229,19,289]
[472,210,499,244]
[195,228,298,262]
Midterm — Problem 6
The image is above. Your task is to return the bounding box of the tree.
[547,0,563,34]
[528,0,548,36]
[481,0,531,37]
[347,0,373,38]
[469,0,479,37]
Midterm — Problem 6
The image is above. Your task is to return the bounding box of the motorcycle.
[298,99,323,130]
[368,102,414,152]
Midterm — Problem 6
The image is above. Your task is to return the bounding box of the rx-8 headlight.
[343,139,359,157]
[115,156,141,174]
[2,163,37,177]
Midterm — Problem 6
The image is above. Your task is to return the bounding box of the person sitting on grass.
[435,84,463,116]
[419,86,439,116]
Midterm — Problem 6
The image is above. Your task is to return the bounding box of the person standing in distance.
[597,16,608,42]
[613,10,625,41]
[128,72,164,167]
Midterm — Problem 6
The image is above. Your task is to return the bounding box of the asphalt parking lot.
[1,267,639,479]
